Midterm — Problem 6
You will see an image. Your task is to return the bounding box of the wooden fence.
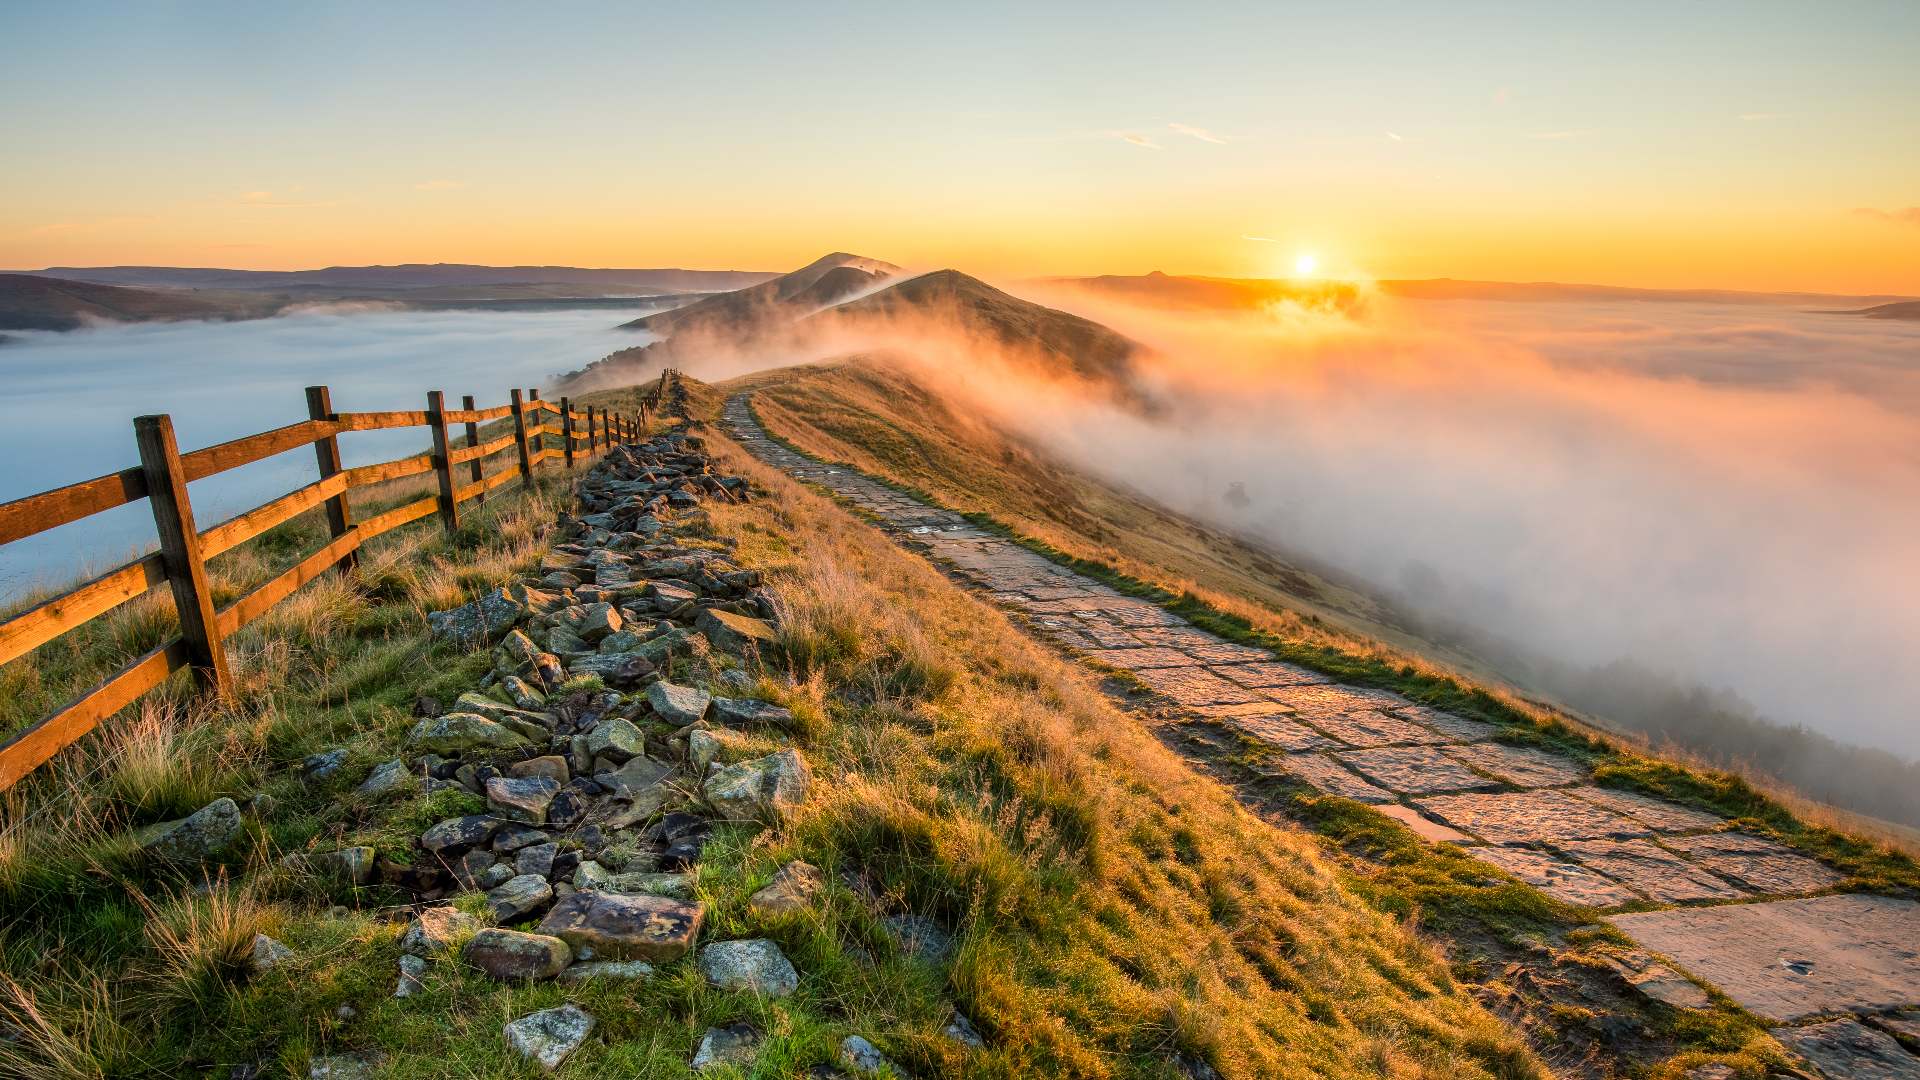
[0,383,656,792]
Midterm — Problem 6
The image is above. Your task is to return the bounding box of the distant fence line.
[0,374,668,792]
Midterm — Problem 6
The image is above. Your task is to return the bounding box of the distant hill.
[825,269,1143,386]
[1052,271,1915,311]
[1828,300,1920,321]
[0,273,283,331]
[618,252,900,335]
[13,263,777,293]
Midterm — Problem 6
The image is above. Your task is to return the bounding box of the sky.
[2,1,1917,294]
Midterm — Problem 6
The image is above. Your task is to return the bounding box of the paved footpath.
[722,392,1920,1077]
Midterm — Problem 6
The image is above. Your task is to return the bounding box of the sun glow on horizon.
[1293,253,1319,278]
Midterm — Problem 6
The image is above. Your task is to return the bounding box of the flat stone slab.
[1218,712,1338,752]
[1174,640,1271,664]
[1444,743,1586,788]
[1391,705,1500,742]
[1774,1018,1920,1079]
[1568,786,1725,833]
[1071,618,1145,649]
[1209,661,1331,689]
[1556,839,1747,903]
[1094,646,1202,670]
[1470,844,1644,907]
[1307,711,1451,749]
[537,891,707,962]
[1611,894,1920,1022]
[1131,665,1264,706]
[1374,804,1473,843]
[1281,754,1396,803]
[1664,832,1846,895]
[1265,685,1396,717]
[1336,746,1496,794]
[1417,789,1651,844]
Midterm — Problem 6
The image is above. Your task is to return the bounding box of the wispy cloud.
[30,215,153,236]
[1241,235,1283,243]
[1113,131,1163,150]
[1168,122,1228,144]
[234,190,340,209]
[1853,206,1920,227]
[1385,131,1404,142]
[414,179,464,191]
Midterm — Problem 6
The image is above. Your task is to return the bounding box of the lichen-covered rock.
[697,608,777,653]
[884,912,955,963]
[301,748,349,781]
[487,873,556,921]
[427,587,528,645]
[704,750,811,822]
[408,712,527,754]
[711,697,795,729]
[464,927,571,979]
[420,814,500,853]
[356,759,413,797]
[748,861,824,917]
[944,1010,985,1048]
[393,953,427,998]
[838,1035,895,1076]
[692,1022,761,1072]
[697,938,799,997]
[250,933,293,974]
[584,717,644,763]
[503,1003,594,1071]
[486,775,560,825]
[557,959,654,984]
[401,906,478,957]
[307,1053,379,1079]
[536,890,706,962]
[137,797,242,864]
[302,846,376,884]
[647,682,711,725]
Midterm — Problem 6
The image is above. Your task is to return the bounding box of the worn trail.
[723,390,1920,1079]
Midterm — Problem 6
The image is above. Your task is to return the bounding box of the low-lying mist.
[664,280,1920,774]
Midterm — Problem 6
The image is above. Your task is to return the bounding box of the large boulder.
[137,797,243,864]
[464,927,572,979]
[536,890,706,962]
[697,938,799,998]
[407,713,527,755]
[704,750,811,823]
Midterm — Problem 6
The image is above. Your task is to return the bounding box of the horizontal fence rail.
[0,381,660,791]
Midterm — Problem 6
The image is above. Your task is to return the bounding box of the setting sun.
[1294,253,1319,277]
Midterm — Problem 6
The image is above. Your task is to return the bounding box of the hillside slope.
[0,272,282,331]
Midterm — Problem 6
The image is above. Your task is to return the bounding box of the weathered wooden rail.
[0,382,656,791]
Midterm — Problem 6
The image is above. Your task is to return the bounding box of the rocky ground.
[721,391,1920,1080]
[136,378,972,1076]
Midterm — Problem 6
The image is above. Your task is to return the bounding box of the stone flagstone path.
[723,391,1920,1077]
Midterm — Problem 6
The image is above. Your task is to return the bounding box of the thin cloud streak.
[1169,122,1228,144]
[1853,206,1920,227]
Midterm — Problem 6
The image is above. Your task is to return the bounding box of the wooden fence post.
[133,414,231,697]
[560,396,576,469]
[529,389,544,464]
[510,388,534,485]
[304,385,357,575]
[461,394,486,506]
[426,390,460,535]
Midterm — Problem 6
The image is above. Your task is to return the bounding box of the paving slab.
[1555,839,1748,903]
[1665,832,1846,895]
[1336,746,1497,794]
[1307,711,1453,749]
[1280,754,1396,803]
[1611,894,1920,1022]
[1072,617,1145,649]
[1390,705,1501,742]
[1209,661,1333,689]
[1444,742,1587,788]
[1567,787,1725,833]
[1217,712,1339,752]
[1267,685,1402,716]
[1130,666,1265,706]
[1469,844,1645,907]
[1774,1018,1920,1079]
[1175,640,1273,664]
[1373,803,1473,843]
[1129,626,1227,649]
[1417,789,1651,844]
[1094,646,1206,670]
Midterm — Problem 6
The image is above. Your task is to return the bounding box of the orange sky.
[3,4,1917,295]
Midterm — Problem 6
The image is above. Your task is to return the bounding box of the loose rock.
[704,749,811,822]
[503,1003,594,1071]
[137,797,243,864]
[537,891,707,961]
[698,938,800,997]
[749,861,825,917]
[464,928,572,980]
